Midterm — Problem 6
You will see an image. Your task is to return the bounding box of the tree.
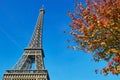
[68,0,120,75]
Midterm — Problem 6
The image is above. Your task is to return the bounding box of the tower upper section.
[28,8,45,49]
[11,8,46,70]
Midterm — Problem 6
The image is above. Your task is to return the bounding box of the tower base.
[3,70,50,80]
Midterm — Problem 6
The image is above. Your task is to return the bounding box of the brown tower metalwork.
[2,8,50,80]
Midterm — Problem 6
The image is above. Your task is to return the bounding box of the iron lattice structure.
[2,8,50,80]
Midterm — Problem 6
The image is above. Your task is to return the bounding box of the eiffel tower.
[2,7,50,80]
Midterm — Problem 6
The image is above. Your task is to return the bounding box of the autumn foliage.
[68,0,120,75]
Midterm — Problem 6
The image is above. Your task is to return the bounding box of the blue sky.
[0,0,120,80]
